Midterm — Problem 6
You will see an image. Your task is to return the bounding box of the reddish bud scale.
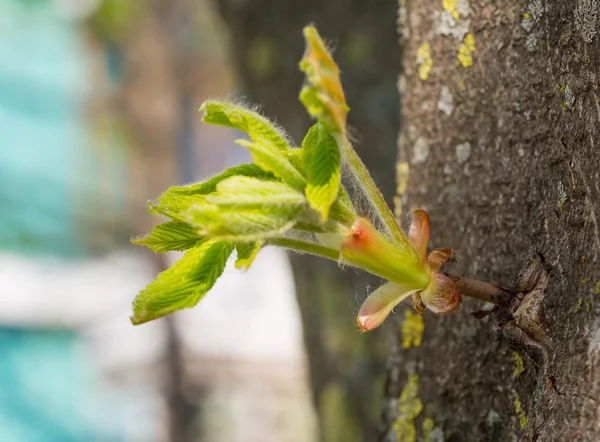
[419,271,462,314]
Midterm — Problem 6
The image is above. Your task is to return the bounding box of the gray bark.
[383,1,600,441]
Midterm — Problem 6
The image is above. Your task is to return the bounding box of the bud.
[341,218,430,289]
[419,271,462,314]
[427,248,455,270]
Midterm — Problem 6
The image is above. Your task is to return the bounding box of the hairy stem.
[445,273,504,304]
[267,238,341,261]
[335,135,407,246]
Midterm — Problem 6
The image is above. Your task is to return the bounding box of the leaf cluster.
[131,50,356,324]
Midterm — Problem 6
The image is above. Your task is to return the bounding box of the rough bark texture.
[214,1,400,440]
[383,1,600,441]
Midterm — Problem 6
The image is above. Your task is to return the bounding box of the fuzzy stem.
[267,238,341,261]
[445,273,504,304]
[335,135,407,246]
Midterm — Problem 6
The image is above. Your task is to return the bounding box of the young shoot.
[131,26,493,331]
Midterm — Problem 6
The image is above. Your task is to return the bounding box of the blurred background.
[0,0,399,441]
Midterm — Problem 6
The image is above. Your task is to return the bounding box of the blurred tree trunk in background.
[91,2,205,441]
[214,1,400,440]
[380,1,600,441]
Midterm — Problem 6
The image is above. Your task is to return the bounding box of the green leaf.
[206,176,306,209]
[185,207,298,241]
[201,100,290,152]
[235,242,262,270]
[299,26,349,134]
[149,164,276,221]
[235,140,305,190]
[166,164,275,196]
[285,148,305,175]
[184,177,306,241]
[302,123,341,222]
[131,221,203,253]
[131,239,234,325]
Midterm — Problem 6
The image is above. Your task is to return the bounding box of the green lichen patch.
[513,392,528,430]
[422,417,435,442]
[512,351,525,377]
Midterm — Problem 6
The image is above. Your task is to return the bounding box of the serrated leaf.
[285,148,305,175]
[302,123,341,222]
[184,177,306,241]
[299,26,349,134]
[167,164,275,196]
[235,242,262,270]
[206,176,307,208]
[131,221,203,253]
[235,140,305,190]
[149,164,276,221]
[131,240,234,325]
[185,206,298,241]
[201,101,290,152]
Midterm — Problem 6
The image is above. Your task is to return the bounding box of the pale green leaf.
[184,177,306,241]
[131,221,203,253]
[235,242,262,270]
[235,140,305,190]
[299,26,349,134]
[201,100,290,152]
[206,176,306,209]
[185,206,298,241]
[131,239,234,325]
[167,164,275,196]
[302,123,341,222]
[149,164,276,221]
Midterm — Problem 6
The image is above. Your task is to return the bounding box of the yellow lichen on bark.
[443,0,461,19]
[394,375,423,442]
[458,33,476,67]
[416,43,433,81]
[402,310,425,348]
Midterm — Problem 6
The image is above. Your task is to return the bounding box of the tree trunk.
[382,1,600,441]
[214,1,400,440]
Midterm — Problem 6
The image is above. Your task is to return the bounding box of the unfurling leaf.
[205,176,306,209]
[184,177,306,241]
[235,140,305,190]
[131,240,234,325]
[201,100,290,152]
[132,221,203,253]
[357,281,419,331]
[149,164,276,221]
[235,242,262,270]
[302,123,341,222]
[166,164,275,196]
[299,26,349,134]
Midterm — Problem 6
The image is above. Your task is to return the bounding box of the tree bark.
[383,1,600,441]
[214,1,400,440]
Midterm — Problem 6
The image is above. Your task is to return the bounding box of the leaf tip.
[129,314,145,326]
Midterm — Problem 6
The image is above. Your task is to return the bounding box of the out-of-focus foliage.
[88,0,144,42]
